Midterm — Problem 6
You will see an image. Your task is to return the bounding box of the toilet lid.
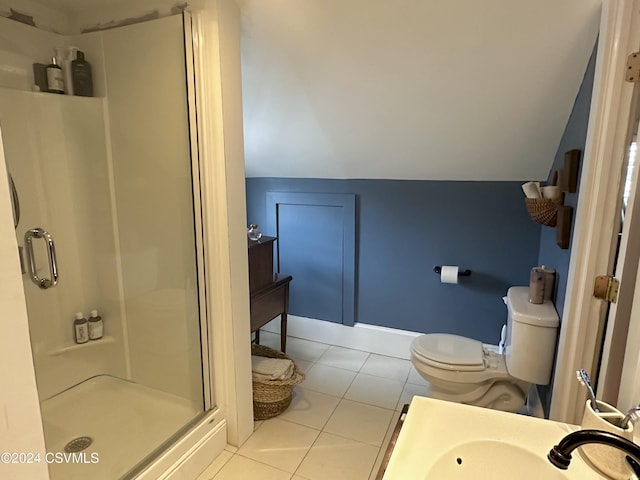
[411,334,484,367]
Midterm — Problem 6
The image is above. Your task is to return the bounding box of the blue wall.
[246,178,541,343]
[538,44,597,317]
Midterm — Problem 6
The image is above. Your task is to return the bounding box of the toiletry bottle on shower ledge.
[62,46,78,95]
[88,309,103,340]
[46,54,64,94]
[71,51,93,97]
[74,312,89,344]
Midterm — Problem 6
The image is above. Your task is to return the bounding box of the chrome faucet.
[547,429,640,470]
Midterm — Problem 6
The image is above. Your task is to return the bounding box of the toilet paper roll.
[540,266,556,301]
[440,266,459,284]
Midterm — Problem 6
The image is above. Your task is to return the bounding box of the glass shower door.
[0,13,207,480]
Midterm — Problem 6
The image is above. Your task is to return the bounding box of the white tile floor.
[197,332,430,480]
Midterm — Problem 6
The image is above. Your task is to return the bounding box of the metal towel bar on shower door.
[24,227,59,289]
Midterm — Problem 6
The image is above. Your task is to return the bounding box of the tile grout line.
[227,450,301,479]
[288,357,327,480]
[289,354,392,480]
[219,336,419,480]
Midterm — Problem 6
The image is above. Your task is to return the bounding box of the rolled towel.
[522,181,542,199]
[541,185,561,200]
[251,355,294,381]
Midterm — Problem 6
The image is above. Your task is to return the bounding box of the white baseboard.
[262,315,422,360]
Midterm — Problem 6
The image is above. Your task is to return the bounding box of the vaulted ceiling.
[240,0,602,180]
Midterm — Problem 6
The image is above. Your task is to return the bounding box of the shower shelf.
[49,335,115,356]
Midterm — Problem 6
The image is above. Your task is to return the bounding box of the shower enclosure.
[0,13,211,480]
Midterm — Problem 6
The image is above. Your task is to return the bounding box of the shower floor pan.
[41,375,200,480]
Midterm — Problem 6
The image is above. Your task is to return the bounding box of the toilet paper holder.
[433,266,471,276]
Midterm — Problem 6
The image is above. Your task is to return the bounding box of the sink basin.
[425,440,569,479]
[383,396,607,479]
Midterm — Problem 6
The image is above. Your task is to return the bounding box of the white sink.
[425,440,570,479]
[383,396,607,479]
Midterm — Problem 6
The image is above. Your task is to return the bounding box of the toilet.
[409,286,559,412]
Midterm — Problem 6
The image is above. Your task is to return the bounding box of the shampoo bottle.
[74,312,89,344]
[88,309,103,340]
[71,51,93,97]
[46,53,64,94]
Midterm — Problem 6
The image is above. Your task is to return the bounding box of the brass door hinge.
[627,52,640,82]
[593,275,619,303]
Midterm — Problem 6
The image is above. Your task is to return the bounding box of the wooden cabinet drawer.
[250,282,288,331]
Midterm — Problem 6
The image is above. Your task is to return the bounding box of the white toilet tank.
[504,286,559,385]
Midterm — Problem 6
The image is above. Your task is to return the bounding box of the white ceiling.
[241,0,602,180]
[30,0,131,15]
[19,0,180,33]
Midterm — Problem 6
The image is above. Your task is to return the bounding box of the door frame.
[550,0,640,423]
[189,3,254,447]
[597,111,640,406]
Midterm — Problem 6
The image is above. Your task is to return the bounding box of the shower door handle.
[24,228,59,289]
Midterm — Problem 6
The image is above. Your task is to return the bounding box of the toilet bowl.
[410,334,530,412]
[409,286,559,413]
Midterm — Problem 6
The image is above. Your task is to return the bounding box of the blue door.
[267,192,355,325]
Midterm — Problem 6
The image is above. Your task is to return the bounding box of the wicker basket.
[251,344,305,420]
[525,197,562,227]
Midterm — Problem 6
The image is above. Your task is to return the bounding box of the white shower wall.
[0,88,129,400]
[0,15,202,405]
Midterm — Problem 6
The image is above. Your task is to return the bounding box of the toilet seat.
[410,334,485,372]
